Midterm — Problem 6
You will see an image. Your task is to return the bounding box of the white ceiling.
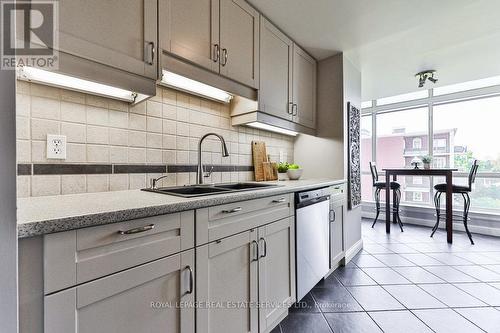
[248,0,500,100]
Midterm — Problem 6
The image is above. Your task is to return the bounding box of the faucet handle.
[203,166,214,178]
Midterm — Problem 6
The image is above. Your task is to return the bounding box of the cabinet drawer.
[44,211,194,294]
[196,194,294,246]
[329,183,346,204]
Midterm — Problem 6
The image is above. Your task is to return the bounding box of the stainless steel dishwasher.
[295,187,331,301]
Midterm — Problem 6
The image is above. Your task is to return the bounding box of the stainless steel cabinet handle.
[259,237,267,258]
[222,207,242,214]
[288,102,294,114]
[221,48,228,66]
[118,224,155,235]
[213,44,220,62]
[292,103,298,116]
[185,266,194,294]
[251,240,259,262]
[145,41,155,65]
[272,197,286,203]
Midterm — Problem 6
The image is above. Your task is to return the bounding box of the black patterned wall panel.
[348,102,361,209]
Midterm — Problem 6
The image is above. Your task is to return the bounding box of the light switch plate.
[46,134,67,159]
[279,149,285,163]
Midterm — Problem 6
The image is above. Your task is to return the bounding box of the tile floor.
[271,219,500,333]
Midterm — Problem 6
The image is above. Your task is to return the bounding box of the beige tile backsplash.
[16,81,294,197]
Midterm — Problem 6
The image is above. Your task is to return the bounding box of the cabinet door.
[219,0,260,88]
[159,0,220,73]
[259,18,293,121]
[45,250,195,333]
[330,204,345,267]
[292,44,317,129]
[258,217,296,332]
[197,230,259,333]
[58,0,157,79]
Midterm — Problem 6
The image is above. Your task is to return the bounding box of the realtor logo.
[1,0,58,69]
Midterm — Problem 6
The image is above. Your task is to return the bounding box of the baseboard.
[343,239,363,264]
[363,210,500,237]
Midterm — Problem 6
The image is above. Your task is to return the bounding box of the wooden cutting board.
[252,141,267,181]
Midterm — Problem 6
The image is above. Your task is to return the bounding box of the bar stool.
[431,160,479,244]
[369,162,404,232]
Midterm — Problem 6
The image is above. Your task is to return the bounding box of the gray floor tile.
[418,284,486,307]
[453,265,500,282]
[369,310,433,333]
[383,284,447,309]
[373,254,417,267]
[400,253,445,266]
[333,268,377,286]
[311,286,363,312]
[315,273,345,289]
[393,266,445,284]
[413,309,484,333]
[484,265,500,274]
[351,254,387,267]
[323,312,382,333]
[455,307,500,333]
[363,243,394,254]
[453,252,500,265]
[491,283,500,290]
[291,292,320,313]
[427,253,475,265]
[269,324,281,333]
[280,313,332,333]
[347,286,405,311]
[382,243,421,253]
[423,266,479,283]
[454,283,500,306]
[362,267,410,285]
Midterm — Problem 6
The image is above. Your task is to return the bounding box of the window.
[434,75,500,96]
[434,157,446,168]
[412,138,422,149]
[413,177,423,185]
[413,192,423,202]
[434,138,447,148]
[360,115,373,202]
[376,90,428,106]
[361,101,373,109]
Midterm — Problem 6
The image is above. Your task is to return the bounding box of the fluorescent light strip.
[160,70,233,103]
[16,66,147,103]
[247,122,298,136]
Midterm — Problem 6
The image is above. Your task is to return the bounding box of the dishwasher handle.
[296,195,330,209]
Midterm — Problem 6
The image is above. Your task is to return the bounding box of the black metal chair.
[431,160,479,244]
[369,162,404,232]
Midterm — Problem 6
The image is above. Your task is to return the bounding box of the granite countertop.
[17,178,346,238]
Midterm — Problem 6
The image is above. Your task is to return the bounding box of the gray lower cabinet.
[196,229,259,333]
[58,0,157,79]
[329,185,346,269]
[257,217,296,333]
[196,217,295,333]
[45,249,195,333]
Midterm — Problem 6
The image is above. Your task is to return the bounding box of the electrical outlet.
[279,149,285,163]
[46,134,67,159]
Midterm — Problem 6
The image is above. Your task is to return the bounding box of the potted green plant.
[421,155,432,169]
[277,162,289,181]
[287,163,303,180]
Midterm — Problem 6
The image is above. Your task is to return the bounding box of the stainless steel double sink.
[142,182,279,198]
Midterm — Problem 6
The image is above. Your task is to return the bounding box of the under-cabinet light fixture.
[160,70,233,103]
[247,122,298,136]
[16,66,149,103]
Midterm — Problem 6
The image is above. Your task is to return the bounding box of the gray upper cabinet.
[292,44,317,129]
[159,0,219,73]
[58,0,157,79]
[259,18,293,121]
[219,0,260,88]
[45,250,195,333]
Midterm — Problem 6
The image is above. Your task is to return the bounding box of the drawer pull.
[259,237,267,258]
[222,207,242,214]
[118,224,155,235]
[272,197,286,203]
[251,240,259,262]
